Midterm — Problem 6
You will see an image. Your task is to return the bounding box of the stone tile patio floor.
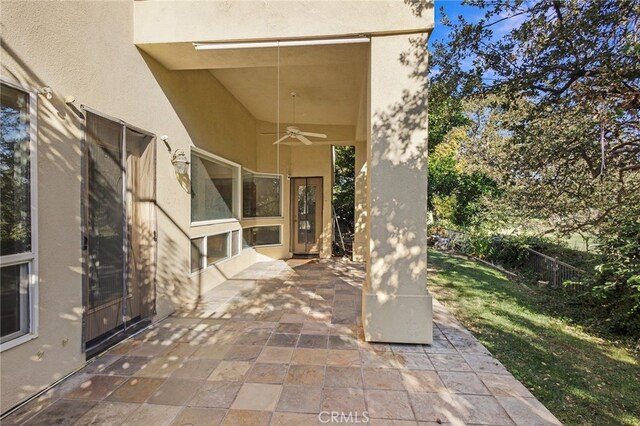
[4,259,561,425]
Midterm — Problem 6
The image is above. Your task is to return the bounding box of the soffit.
[139,42,368,128]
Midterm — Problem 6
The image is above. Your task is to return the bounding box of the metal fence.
[524,248,587,293]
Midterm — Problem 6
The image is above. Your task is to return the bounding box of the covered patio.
[5,260,560,425]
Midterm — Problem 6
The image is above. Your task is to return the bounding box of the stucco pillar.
[362,34,432,344]
[353,139,368,262]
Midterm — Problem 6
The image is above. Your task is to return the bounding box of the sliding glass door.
[83,111,156,349]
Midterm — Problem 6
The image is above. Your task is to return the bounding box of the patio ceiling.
[139,42,368,129]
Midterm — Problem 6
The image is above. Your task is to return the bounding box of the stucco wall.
[362,34,432,344]
[134,0,433,45]
[0,0,258,412]
[0,0,433,413]
[353,138,368,261]
[255,121,334,259]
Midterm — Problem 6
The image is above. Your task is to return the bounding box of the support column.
[353,138,368,262]
[362,34,432,344]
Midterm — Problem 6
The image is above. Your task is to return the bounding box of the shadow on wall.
[138,50,257,168]
[364,0,432,304]
[2,38,83,178]
[0,38,208,351]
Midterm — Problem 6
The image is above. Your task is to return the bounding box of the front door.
[83,110,157,350]
[291,177,323,255]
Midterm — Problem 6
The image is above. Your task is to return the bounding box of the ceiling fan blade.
[299,131,327,139]
[260,131,286,135]
[296,134,313,145]
[272,134,290,145]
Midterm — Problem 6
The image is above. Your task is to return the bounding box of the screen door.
[83,110,156,348]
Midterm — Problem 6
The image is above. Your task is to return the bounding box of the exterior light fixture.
[171,149,190,174]
[40,86,53,99]
[193,36,370,51]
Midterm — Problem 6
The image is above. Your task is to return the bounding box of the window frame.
[0,78,39,352]
[189,230,242,276]
[190,237,205,274]
[242,224,283,248]
[190,147,242,227]
[231,230,240,257]
[241,167,284,220]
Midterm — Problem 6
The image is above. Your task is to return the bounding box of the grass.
[428,248,640,426]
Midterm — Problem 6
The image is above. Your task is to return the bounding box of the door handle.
[82,236,88,251]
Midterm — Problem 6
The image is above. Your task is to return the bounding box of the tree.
[428,124,499,228]
[428,81,469,152]
[430,0,640,235]
[428,0,640,333]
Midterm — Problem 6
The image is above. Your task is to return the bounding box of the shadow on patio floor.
[5,259,560,425]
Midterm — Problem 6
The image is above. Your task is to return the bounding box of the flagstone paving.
[3,259,561,425]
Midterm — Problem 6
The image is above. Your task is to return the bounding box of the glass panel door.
[291,177,323,254]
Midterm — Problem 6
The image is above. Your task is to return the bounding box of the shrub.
[589,220,640,336]
[492,235,534,268]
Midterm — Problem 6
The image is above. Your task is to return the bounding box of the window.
[242,170,282,218]
[190,230,239,274]
[243,226,282,248]
[1,264,29,342]
[207,233,228,266]
[1,81,37,348]
[191,149,240,223]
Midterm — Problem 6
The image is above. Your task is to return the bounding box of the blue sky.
[431,0,527,47]
[431,0,483,46]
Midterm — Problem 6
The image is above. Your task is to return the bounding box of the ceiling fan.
[262,92,327,146]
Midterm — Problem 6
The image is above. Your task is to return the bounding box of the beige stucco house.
[0,0,433,413]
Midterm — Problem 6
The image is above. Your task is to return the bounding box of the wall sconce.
[171,149,190,174]
[40,86,53,99]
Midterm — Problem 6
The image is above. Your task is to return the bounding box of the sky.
[430,0,528,47]
[430,0,483,46]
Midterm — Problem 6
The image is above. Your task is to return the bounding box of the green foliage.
[427,125,499,228]
[590,218,640,335]
[428,81,468,153]
[457,229,494,259]
[431,194,457,223]
[455,230,533,269]
[427,0,640,337]
[332,146,355,232]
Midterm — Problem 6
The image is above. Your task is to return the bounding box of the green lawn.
[428,249,640,426]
